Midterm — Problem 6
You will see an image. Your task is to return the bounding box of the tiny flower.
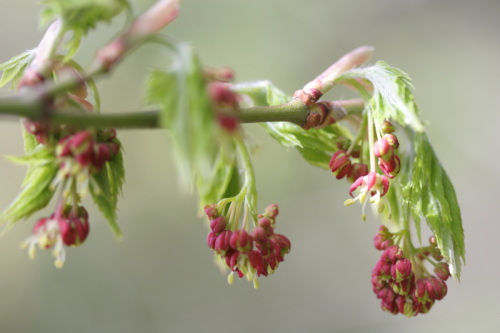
[207,231,217,250]
[381,245,403,264]
[329,150,352,179]
[257,217,274,236]
[344,172,390,221]
[374,137,394,161]
[378,155,401,179]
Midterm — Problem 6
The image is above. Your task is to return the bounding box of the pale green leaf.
[40,0,131,34]
[144,42,219,189]
[5,144,53,165]
[335,61,424,132]
[0,49,37,89]
[0,163,58,227]
[90,143,125,240]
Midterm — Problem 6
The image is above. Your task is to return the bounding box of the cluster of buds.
[374,121,400,179]
[205,203,290,289]
[371,228,450,317]
[205,66,241,133]
[22,205,90,268]
[56,129,119,175]
[333,121,402,221]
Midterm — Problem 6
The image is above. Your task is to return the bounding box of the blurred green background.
[0,0,499,332]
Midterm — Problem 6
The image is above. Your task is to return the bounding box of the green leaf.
[5,144,53,165]
[0,49,37,90]
[233,80,352,170]
[0,162,58,229]
[40,0,131,34]
[21,123,40,154]
[90,142,125,240]
[400,131,465,280]
[145,42,219,189]
[196,142,237,212]
[335,61,424,132]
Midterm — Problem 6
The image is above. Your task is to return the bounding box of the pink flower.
[344,172,390,221]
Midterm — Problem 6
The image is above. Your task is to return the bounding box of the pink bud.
[396,295,406,314]
[207,231,217,250]
[380,239,394,250]
[372,276,386,291]
[391,258,412,282]
[373,137,394,160]
[215,230,232,253]
[329,150,352,179]
[434,262,450,281]
[378,155,401,179]
[204,204,219,220]
[271,233,291,258]
[258,218,274,236]
[207,82,239,108]
[381,245,403,263]
[251,227,269,244]
[264,204,279,218]
[384,134,399,149]
[347,163,368,183]
[209,216,226,234]
[92,143,111,171]
[230,230,253,252]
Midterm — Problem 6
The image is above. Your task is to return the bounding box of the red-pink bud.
[384,134,399,149]
[329,150,352,179]
[229,230,253,252]
[209,216,227,234]
[59,206,90,246]
[93,143,111,171]
[347,163,368,183]
[208,82,239,108]
[207,231,217,250]
[258,218,274,236]
[434,262,450,281]
[378,155,401,179]
[371,276,386,291]
[251,227,269,244]
[204,204,219,220]
[272,233,291,258]
[391,258,412,282]
[396,295,406,314]
[373,137,394,160]
[264,204,279,218]
[381,245,403,263]
[215,230,232,253]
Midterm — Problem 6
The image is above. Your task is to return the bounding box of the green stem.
[238,99,308,126]
[234,137,257,224]
[367,109,376,172]
[346,111,367,156]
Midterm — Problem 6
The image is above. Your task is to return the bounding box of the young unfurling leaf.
[335,61,424,132]
[0,49,37,90]
[90,141,125,240]
[145,42,219,189]
[400,131,465,280]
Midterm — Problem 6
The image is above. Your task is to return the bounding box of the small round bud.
[258,218,274,236]
[329,150,352,179]
[204,204,219,220]
[434,262,451,281]
[391,258,412,282]
[215,230,232,253]
[264,204,279,218]
[209,216,227,234]
[382,120,395,134]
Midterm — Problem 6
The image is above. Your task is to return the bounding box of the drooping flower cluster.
[205,203,291,289]
[331,120,401,221]
[22,205,90,268]
[371,226,450,317]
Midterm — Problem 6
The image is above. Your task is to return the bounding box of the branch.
[0,96,364,129]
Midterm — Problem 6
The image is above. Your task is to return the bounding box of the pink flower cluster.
[371,226,450,317]
[22,205,90,268]
[205,204,290,288]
